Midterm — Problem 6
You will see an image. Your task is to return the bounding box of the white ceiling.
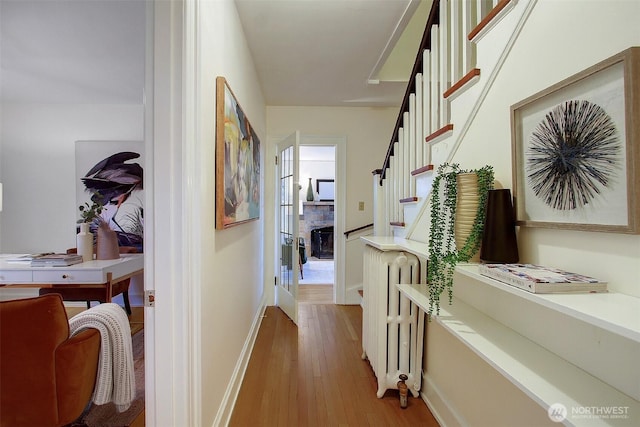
[0,0,146,104]
[235,0,423,107]
[0,0,426,107]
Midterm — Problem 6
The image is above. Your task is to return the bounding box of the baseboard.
[213,293,268,427]
[421,373,467,427]
[344,283,363,305]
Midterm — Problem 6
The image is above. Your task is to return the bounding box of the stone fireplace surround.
[301,202,334,258]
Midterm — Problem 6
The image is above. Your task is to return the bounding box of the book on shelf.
[30,253,84,267]
[478,263,608,294]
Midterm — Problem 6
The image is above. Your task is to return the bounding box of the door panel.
[276,131,300,323]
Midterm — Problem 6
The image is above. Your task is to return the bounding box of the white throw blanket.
[69,303,136,412]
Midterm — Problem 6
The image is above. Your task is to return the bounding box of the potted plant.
[427,163,494,317]
[75,194,104,262]
[78,193,105,225]
[77,192,119,260]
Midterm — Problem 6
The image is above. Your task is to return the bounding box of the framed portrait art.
[511,47,640,234]
[215,77,261,229]
[316,179,335,202]
[75,141,144,251]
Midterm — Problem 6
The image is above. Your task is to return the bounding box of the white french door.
[276,131,300,324]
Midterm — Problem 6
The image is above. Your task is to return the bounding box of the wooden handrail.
[380,0,440,184]
[344,223,374,238]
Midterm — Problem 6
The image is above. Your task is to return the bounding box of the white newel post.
[373,171,385,236]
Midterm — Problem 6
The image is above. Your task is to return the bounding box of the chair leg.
[123,291,132,315]
[86,301,91,309]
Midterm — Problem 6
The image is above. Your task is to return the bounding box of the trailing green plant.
[427,163,494,317]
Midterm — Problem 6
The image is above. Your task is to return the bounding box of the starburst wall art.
[527,99,620,211]
[511,47,640,234]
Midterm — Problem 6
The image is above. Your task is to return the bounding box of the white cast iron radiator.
[362,244,424,398]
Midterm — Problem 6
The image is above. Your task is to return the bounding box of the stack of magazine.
[5,252,55,263]
[478,263,607,294]
[30,253,84,267]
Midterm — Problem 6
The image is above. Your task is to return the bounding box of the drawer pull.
[62,274,69,279]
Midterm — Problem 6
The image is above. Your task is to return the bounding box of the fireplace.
[311,226,334,259]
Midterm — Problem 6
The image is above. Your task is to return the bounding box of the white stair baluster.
[440,0,451,125]
[402,112,410,200]
[463,0,477,71]
[384,174,391,235]
[415,73,424,169]
[422,49,432,166]
[409,94,416,196]
[373,173,384,236]
[392,142,399,222]
[396,129,403,217]
[430,26,440,131]
[451,0,462,83]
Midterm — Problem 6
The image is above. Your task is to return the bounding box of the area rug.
[300,259,335,285]
[70,329,145,427]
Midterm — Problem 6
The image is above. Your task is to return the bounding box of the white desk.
[0,254,144,303]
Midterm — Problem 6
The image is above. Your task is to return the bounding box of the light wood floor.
[299,284,333,304]
[230,304,439,426]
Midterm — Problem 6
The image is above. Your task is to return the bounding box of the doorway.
[298,145,335,304]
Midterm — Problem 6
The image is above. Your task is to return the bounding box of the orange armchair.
[0,294,101,427]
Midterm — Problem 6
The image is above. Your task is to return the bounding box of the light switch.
[358,201,365,211]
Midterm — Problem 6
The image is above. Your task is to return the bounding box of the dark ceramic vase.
[306,178,314,202]
[480,189,519,263]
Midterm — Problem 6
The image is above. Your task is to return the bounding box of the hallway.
[229,304,438,426]
[299,258,334,304]
[300,259,334,285]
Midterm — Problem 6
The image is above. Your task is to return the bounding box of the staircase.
[363,2,640,425]
[373,0,534,240]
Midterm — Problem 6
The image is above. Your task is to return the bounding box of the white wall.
[267,107,397,302]
[267,106,397,233]
[423,1,640,425]
[0,105,143,253]
[0,0,146,302]
[452,0,640,298]
[195,1,267,425]
[300,145,335,203]
[0,104,144,302]
[0,0,267,424]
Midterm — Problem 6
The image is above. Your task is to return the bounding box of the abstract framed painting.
[511,47,639,234]
[75,140,144,250]
[215,76,261,229]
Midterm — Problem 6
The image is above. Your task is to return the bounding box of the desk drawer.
[0,270,33,282]
[32,270,103,283]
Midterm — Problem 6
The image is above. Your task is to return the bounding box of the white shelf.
[360,236,429,258]
[456,264,640,343]
[398,283,640,426]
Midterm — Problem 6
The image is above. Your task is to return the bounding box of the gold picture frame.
[215,77,261,229]
[511,47,639,234]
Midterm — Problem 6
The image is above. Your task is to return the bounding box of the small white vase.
[77,223,94,262]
